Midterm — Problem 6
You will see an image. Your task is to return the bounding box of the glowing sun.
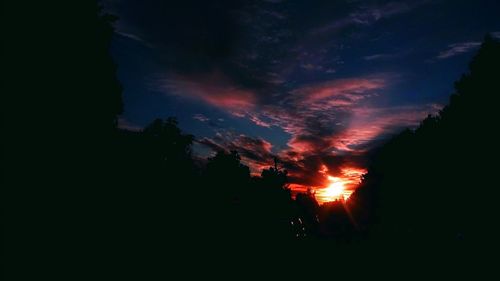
[317,176,348,202]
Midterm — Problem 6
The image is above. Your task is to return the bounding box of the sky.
[104,0,500,196]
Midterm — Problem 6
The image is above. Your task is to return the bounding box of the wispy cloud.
[193,114,210,122]
[198,134,275,175]
[329,104,441,152]
[363,51,410,61]
[162,72,257,116]
[314,1,429,35]
[115,30,154,48]
[290,78,385,105]
[116,31,145,42]
[436,42,481,59]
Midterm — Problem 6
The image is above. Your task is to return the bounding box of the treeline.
[2,1,349,247]
[111,117,358,241]
[76,7,500,244]
[111,117,300,241]
[111,34,500,244]
[6,3,500,278]
[10,2,498,251]
[348,34,500,243]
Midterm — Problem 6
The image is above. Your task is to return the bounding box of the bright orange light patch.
[315,166,367,204]
[316,176,350,202]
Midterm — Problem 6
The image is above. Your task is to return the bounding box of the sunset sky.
[105,0,500,198]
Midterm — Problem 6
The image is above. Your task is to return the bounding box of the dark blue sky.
[105,0,500,191]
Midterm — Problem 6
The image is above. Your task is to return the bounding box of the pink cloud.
[248,113,272,128]
[270,103,441,193]
[236,77,387,130]
[330,104,442,152]
[291,78,385,104]
[181,72,440,198]
[163,72,257,113]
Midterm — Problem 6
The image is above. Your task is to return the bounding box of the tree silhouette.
[252,158,296,239]
[94,8,124,130]
[348,34,500,243]
[294,188,320,238]
[199,150,254,238]
[142,117,195,174]
[20,2,500,265]
[260,157,288,190]
[205,150,251,189]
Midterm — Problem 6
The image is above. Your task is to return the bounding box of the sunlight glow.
[317,176,349,202]
[289,166,367,204]
[314,167,367,204]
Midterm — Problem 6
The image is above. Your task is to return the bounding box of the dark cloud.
[197,137,226,153]
[110,0,249,72]
[198,133,275,174]
[110,0,433,100]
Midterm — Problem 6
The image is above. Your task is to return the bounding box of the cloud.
[108,0,249,74]
[115,30,154,48]
[248,114,272,128]
[364,54,390,61]
[437,42,481,59]
[193,114,210,122]
[275,103,440,192]
[329,104,441,152]
[249,77,388,150]
[290,78,384,104]
[279,152,369,190]
[112,0,444,194]
[162,72,257,115]
[197,137,226,153]
[232,135,273,162]
[260,97,438,189]
[116,31,145,43]
[193,114,224,128]
[198,134,276,175]
[301,63,323,71]
[164,69,438,193]
[313,0,430,34]
[226,76,388,187]
[363,52,407,61]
